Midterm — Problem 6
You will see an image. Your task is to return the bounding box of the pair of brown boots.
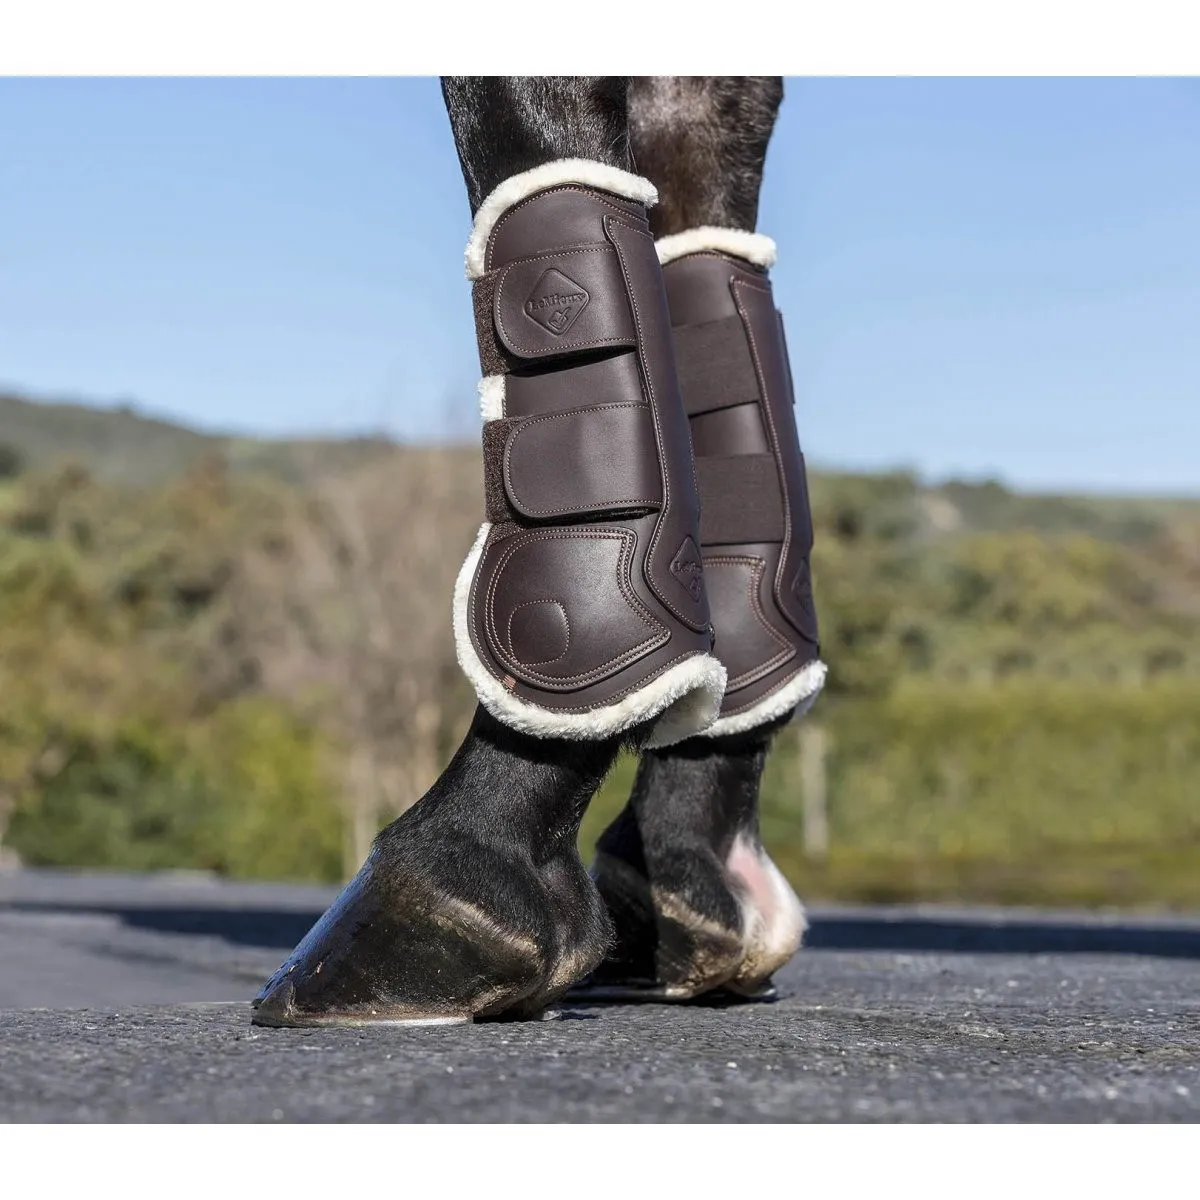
[457,159,825,750]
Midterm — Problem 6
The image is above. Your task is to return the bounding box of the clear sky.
[2,77,1197,494]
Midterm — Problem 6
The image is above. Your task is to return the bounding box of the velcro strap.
[506,350,644,416]
[695,454,785,545]
[475,244,636,371]
[672,314,760,416]
[473,273,509,376]
[484,404,662,523]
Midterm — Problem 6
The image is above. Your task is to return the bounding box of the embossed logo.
[790,559,819,640]
[524,268,589,337]
[792,559,812,599]
[670,536,705,602]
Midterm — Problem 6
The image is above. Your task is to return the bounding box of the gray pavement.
[1,869,1199,1121]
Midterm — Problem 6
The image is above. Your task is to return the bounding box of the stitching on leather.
[506,599,571,666]
[719,661,815,718]
[732,276,799,635]
[503,403,660,518]
[467,539,709,712]
[485,187,647,274]
[666,250,769,275]
[493,245,636,359]
[480,527,668,688]
[511,650,713,713]
[605,215,700,630]
[704,554,795,690]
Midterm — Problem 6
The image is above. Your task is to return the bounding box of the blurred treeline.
[2,393,1198,906]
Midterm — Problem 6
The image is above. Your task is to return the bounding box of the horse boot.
[583,227,826,1003]
[456,162,725,745]
[252,164,725,1028]
[657,226,823,731]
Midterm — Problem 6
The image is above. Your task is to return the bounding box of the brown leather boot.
[456,162,725,745]
[656,226,825,733]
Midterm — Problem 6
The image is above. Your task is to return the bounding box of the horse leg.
[253,76,721,1026]
[582,77,826,1002]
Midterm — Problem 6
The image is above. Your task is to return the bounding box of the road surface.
[1,869,1198,1121]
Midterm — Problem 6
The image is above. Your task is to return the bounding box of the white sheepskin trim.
[643,655,727,748]
[478,376,505,422]
[453,523,726,742]
[701,658,827,739]
[655,227,778,269]
[464,159,659,280]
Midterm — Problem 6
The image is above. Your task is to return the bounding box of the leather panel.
[506,352,642,419]
[504,403,662,521]
[486,189,646,272]
[689,403,769,457]
[702,555,795,689]
[661,253,748,325]
[605,215,709,634]
[482,527,667,690]
[705,541,818,709]
[733,279,818,643]
[492,245,636,361]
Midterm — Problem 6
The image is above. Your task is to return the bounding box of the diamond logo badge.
[670,536,705,602]
[524,268,590,337]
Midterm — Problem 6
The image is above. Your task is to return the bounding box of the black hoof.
[252,852,542,1026]
[577,848,747,1001]
[581,730,807,1002]
[252,708,617,1028]
[576,842,804,1002]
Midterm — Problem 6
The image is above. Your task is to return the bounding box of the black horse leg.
[253,77,641,1026]
[583,77,823,1002]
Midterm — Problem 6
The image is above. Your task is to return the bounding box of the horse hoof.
[582,835,805,1003]
[251,790,612,1028]
[252,849,557,1028]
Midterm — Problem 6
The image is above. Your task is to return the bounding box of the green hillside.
[0,392,394,485]
[2,390,1198,906]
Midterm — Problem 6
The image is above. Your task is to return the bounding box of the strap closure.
[695,454,785,544]
[672,314,760,416]
[483,403,662,524]
[473,244,636,372]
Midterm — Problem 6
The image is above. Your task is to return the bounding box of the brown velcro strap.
[473,272,510,376]
[484,403,662,524]
[506,350,644,417]
[695,454,785,545]
[477,244,637,369]
[672,314,760,417]
[483,417,519,523]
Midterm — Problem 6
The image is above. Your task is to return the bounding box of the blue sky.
[2,77,1197,493]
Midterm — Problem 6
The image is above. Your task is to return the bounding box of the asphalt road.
[2,869,1199,1122]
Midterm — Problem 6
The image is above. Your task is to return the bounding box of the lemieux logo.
[524,268,590,337]
[670,536,705,602]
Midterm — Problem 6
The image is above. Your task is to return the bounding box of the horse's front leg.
[252,76,722,1026]
[580,77,827,1002]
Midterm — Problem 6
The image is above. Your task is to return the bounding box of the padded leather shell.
[661,250,821,719]
[466,185,714,716]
